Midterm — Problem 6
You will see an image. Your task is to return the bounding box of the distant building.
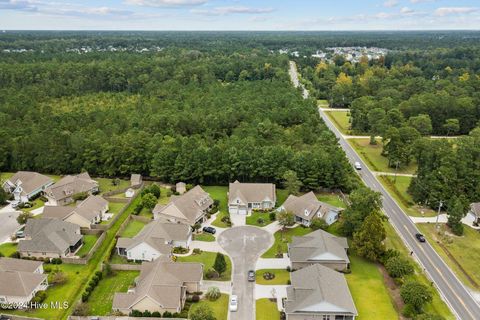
[44,172,98,206]
[228,181,276,215]
[176,182,187,195]
[130,174,142,187]
[469,203,480,225]
[125,188,135,198]
[2,171,53,203]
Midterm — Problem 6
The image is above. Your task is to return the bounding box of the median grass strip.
[86,270,140,315]
[325,110,351,135]
[261,226,313,258]
[120,219,146,238]
[256,298,280,320]
[255,269,290,285]
[189,294,229,320]
[177,251,232,281]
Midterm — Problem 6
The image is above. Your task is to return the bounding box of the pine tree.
[352,212,386,261]
[213,252,227,276]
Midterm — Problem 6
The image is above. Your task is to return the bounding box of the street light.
[435,200,443,231]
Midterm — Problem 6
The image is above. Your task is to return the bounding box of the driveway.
[217,226,273,320]
[0,204,21,243]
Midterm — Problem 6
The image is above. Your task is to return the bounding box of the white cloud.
[434,7,478,16]
[400,7,414,14]
[375,12,392,19]
[191,6,274,16]
[410,0,436,3]
[383,0,398,8]
[0,0,38,11]
[125,0,207,7]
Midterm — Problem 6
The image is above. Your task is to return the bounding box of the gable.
[128,242,161,255]
[131,295,164,310]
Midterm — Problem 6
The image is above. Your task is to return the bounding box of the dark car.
[415,233,426,243]
[203,226,216,234]
[248,270,255,282]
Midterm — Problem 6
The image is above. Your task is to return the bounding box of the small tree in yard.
[206,286,221,301]
[310,218,329,231]
[190,305,216,320]
[352,212,386,262]
[17,211,33,224]
[385,256,414,278]
[276,211,295,229]
[0,188,7,205]
[213,252,227,276]
[447,196,468,236]
[400,281,432,314]
[141,193,157,210]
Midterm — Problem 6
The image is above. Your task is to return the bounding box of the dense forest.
[0,37,357,191]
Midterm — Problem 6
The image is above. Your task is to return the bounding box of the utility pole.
[394,161,400,184]
[435,200,443,231]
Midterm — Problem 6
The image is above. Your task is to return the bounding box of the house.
[112,257,203,315]
[125,188,135,198]
[228,181,276,215]
[176,182,187,195]
[44,172,99,206]
[18,218,83,259]
[469,203,480,225]
[285,264,357,320]
[42,195,108,229]
[288,229,349,271]
[2,171,53,203]
[130,174,142,187]
[116,221,191,261]
[153,185,213,226]
[278,192,344,226]
[0,258,48,307]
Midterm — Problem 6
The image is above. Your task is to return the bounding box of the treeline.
[0,49,357,192]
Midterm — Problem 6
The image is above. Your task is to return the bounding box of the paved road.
[217,226,273,320]
[0,204,21,243]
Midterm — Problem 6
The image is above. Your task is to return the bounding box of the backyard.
[256,298,280,320]
[120,219,147,238]
[203,186,229,228]
[189,294,229,320]
[177,251,232,281]
[100,201,127,224]
[97,178,130,195]
[261,226,313,258]
[325,111,351,135]
[76,234,100,258]
[255,268,290,285]
[0,242,17,256]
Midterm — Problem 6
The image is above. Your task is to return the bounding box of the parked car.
[203,226,216,234]
[16,230,25,238]
[248,270,255,282]
[415,233,426,243]
[10,201,20,209]
[229,295,238,312]
[354,161,362,170]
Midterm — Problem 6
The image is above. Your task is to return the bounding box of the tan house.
[279,192,344,226]
[285,264,357,320]
[43,195,108,229]
[18,218,83,259]
[153,185,213,226]
[112,257,203,315]
[45,172,99,206]
[288,229,349,271]
[228,181,276,215]
[116,221,191,261]
[0,258,48,307]
[130,174,143,187]
[2,171,53,203]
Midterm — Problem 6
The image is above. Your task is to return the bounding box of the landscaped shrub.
[173,246,189,254]
[263,272,275,280]
[73,192,88,202]
[31,290,47,303]
[43,266,52,273]
[95,270,103,280]
[191,294,200,303]
[50,257,63,264]
[50,271,67,285]
[385,256,414,278]
[151,311,161,317]
[310,218,329,231]
[269,212,276,221]
[380,248,401,265]
[143,310,152,317]
[162,311,173,317]
[9,251,20,258]
[206,286,221,301]
[286,266,291,272]
[73,302,89,316]
[205,268,219,279]
[400,281,432,314]
[129,310,143,317]
[257,218,265,225]
[193,248,202,255]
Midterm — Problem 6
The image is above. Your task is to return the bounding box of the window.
[322,316,330,320]
[0,297,6,302]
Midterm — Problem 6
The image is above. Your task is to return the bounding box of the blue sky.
[0,0,479,30]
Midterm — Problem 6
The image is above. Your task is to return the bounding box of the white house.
[125,188,135,198]
[228,181,276,215]
[2,171,53,203]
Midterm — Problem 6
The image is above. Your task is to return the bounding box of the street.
[217,226,273,320]
[0,204,21,243]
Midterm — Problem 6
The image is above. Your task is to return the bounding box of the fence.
[108,263,143,271]
[61,231,107,265]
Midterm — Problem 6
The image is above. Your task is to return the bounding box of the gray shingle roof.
[228,181,276,204]
[281,192,343,222]
[43,195,108,223]
[471,203,480,218]
[5,171,53,197]
[285,264,357,316]
[0,257,43,273]
[0,270,47,297]
[45,172,98,202]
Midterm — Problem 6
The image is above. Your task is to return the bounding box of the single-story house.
[469,203,480,225]
[288,229,349,271]
[153,185,213,226]
[125,188,135,198]
[112,257,203,315]
[176,182,187,195]
[285,264,357,320]
[228,181,276,215]
[44,172,99,206]
[42,195,108,229]
[116,221,191,261]
[0,258,48,307]
[278,192,344,226]
[18,218,83,259]
[130,174,142,187]
[2,171,53,203]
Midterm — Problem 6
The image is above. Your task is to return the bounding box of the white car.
[229,295,238,312]
[354,161,362,170]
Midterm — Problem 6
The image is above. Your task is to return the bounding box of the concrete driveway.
[217,226,273,320]
[0,204,21,243]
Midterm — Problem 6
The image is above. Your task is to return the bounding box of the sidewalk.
[254,285,288,311]
[255,257,290,270]
[201,280,232,294]
[409,213,480,230]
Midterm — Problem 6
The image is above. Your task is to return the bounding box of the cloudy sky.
[0,0,479,30]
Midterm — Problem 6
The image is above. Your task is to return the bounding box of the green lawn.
[255,269,290,285]
[97,178,130,195]
[101,202,127,224]
[86,270,139,315]
[417,223,480,290]
[317,99,329,107]
[379,175,436,217]
[193,233,216,242]
[325,110,351,135]
[349,138,417,174]
[261,226,313,258]
[76,234,99,258]
[203,186,230,228]
[138,207,154,219]
[345,255,398,320]
[246,211,275,227]
[120,219,146,238]
[189,294,229,320]
[23,198,46,213]
[0,242,18,256]
[256,298,280,320]
[276,189,289,207]
[158,186,172,205]
[177,251,232,281]
[317,192,347,208]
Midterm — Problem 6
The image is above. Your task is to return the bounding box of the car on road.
[203,226,216,234]
[229,295,238,312]
[248,270,255,282]
[415,233,426,242]
[354,161,362,170]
